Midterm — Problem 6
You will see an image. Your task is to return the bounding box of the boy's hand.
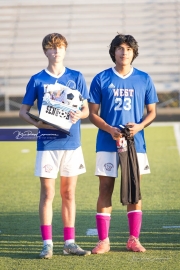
[126,122,144,136]
[109,127,123,140]
[70,110,82,124]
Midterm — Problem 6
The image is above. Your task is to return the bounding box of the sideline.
[148,122,180,155]
[0,122,180,155]
[173,123,180,155]
[81,122,180,155]
[0,122,179,129]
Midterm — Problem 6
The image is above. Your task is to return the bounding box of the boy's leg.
[35,150,60,258]
[126,153,150,252]
[60,147,91,256]
[92,151,118,254]
[61,175,77,243]
[92,176,115,254]
[39,177,55,258]
[60,175,91,256]
[126,180,146,252]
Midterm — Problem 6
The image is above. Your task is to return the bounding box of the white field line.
[82,122,180,155]
[149,122,180,155]
[149,122,180,127]
[173,123,180,155]
[0,122,179,129]
[1,122,180,155]
[163,226,180,229]
[0,126,38,129]
[86,228,98,236]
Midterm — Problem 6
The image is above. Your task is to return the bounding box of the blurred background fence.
[0,0,180,124]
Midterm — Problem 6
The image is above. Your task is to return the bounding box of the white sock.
[65,239,75,245]
[97,212,111,217]
[43,239,53,246]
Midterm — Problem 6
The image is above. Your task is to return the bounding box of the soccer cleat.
[39,244,53,259]
[92,238,110,254]
[63,243,91,256]
[126,235,146,252]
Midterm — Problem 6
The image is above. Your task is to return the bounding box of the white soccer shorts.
[95,152,150,177]
[35,146,86,178]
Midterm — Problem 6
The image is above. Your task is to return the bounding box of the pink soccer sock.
[40,225,52,241]
[63,227,75,241]
[127,210,142,238]
[96,214,111,241]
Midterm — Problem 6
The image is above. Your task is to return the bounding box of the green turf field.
[0,125,180,270]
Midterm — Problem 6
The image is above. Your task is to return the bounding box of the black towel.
[117,126,141,206]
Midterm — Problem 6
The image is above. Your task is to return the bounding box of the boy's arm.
[127,103,157,136]
[142,103,157,128]
[19,104,38,126]
[19,104,57,130]
[88,102,122,140]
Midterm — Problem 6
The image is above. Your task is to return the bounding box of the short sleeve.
[88,75,102,104]
[22,77,38,106]
[77,73,89,100]
[145,76,159,105]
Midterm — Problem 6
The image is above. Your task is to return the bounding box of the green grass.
[0,125,180,270]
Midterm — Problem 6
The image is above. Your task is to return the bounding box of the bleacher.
[0,0,180,112]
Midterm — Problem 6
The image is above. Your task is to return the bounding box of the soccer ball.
[61,89,84,110]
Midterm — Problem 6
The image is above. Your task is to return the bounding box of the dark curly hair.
[109,34,139,63]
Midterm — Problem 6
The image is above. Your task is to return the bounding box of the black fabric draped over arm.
[117,126,141,206]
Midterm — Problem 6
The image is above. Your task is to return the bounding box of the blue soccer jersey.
[89,67,159,153]
[22,67,89,151]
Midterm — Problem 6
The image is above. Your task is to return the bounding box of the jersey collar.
[44,67,66,78]
[112,67,133,79]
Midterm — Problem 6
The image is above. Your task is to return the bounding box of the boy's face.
[44,45,66,64]
[114,43,134,66]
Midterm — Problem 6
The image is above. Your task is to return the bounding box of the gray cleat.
[39,244,53,259]
[63,243,91,256]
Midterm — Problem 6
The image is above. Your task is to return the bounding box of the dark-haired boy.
[19,33,91,258]
[88,34,158,253]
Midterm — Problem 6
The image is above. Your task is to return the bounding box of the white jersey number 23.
[114,97,131,111]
